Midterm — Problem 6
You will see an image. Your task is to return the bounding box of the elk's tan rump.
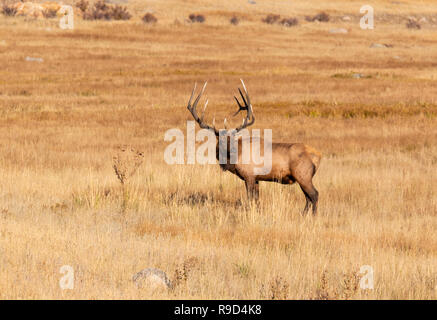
[304,145,322,171]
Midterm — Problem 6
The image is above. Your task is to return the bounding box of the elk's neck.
[215,135,237,172]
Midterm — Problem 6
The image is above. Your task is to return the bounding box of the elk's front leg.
[254,181,259,201]
[245,178,259,202]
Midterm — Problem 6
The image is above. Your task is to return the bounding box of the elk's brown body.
[186,80,321,215]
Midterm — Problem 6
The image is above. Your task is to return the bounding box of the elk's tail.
[305,145,322,173]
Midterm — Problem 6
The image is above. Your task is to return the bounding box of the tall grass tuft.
[1,3,17,16]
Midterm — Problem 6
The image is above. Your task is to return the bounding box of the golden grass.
[0,0,436,299]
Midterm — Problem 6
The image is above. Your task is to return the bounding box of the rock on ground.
[132,268,172,290]
[329,28,348,34]
[370,43,393,48]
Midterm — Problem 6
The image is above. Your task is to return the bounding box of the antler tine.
[186,81,253,135]
[192,81,207,111]
[232,79,255,133]
[238,88,248,109]
[186,81,219,136]
[232,80,252,118]
[240,79,248,96]
[233,96,246,116]
[187,82,197,109]
[240,79,252,118]
[200,99,208,121]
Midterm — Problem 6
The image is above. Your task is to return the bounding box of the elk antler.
[187,82,219,136]
[187,80,254,135]
[232,79,255,133]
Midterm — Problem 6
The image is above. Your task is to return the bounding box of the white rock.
[132,268,172,290]
[329,28,348,34]
[370,43,392,48]
[342,16,351,21]
[25,56,44,62]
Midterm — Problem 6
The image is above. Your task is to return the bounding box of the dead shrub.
[306,12,330,22]
[142,12,157,24]
[1,3,17,16]
[340,271,361,299]
[112,145,144,185]
[82,0,131,21]
[406,19,421,29]
[163,191,210,207]
[230,16,239,25]
[112,145,144,215]
[188,13,205,23]
[263,14,297,27]
[172,257,200,288]
[280,17,298,27]
[83,0,111,20]
[75,0,89,13]
[111,5,131,20]
[262,14,280,24]
[42,8,58,19]
[260,276,289,299]
[314,269,361,300]
[315,270,333,299]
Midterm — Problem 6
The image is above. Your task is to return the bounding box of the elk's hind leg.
[301,192,311,216]
[299,184,318,215]
[292,161,319,216]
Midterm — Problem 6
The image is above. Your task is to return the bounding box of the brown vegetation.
[306,11,330,22]
[406,18,421,29]
[42,7,57,19]
[188,13,205,23]
[82,0,131,21]
[262,14,280,24]
[263,14,298,27]
[75,0,89,14]
[1,3,16,16]
[230,16,239,25]
[280,17,298,27]
[142,12,157,24]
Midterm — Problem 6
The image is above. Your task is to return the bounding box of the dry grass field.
[0,0,437,299]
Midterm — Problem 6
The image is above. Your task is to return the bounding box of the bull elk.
[186,80,321,215]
